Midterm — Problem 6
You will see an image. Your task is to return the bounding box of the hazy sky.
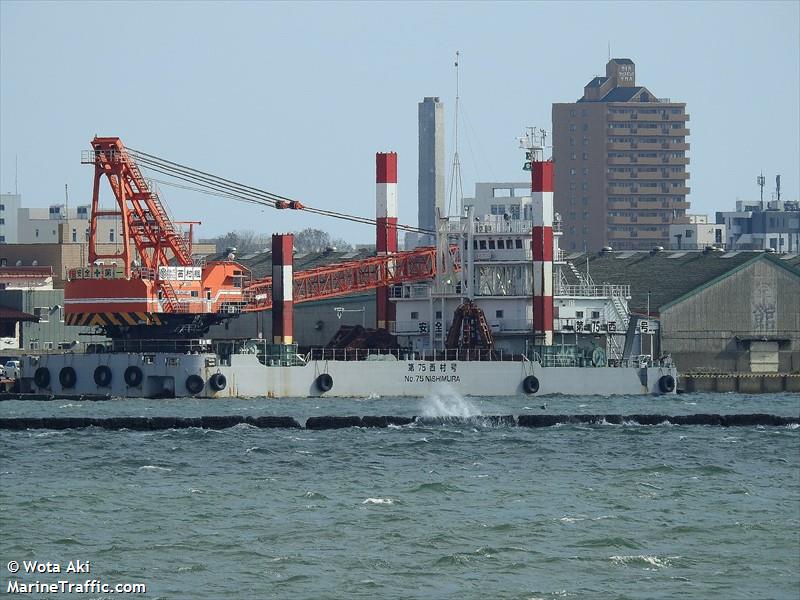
[1,1,798,245]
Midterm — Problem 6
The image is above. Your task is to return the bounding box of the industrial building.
[553,58,691,251]
[559,250,800,372]
[669,214,726,250]
[0,267,105,352]
[716,199,800,252]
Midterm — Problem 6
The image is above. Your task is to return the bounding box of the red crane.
[65,137,440,338]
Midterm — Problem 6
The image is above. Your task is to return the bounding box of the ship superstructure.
[393,130,631,363]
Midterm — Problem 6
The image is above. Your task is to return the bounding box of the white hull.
[22,352,677,398]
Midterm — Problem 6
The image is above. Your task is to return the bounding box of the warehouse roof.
[561,251,800,315]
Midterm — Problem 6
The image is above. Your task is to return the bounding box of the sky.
[1,1,798,245]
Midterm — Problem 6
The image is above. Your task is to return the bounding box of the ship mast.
[446,51,464,217]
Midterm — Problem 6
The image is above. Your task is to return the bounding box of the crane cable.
[126,147,434,235]
[131,151,421,233]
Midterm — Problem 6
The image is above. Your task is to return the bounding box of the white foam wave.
[558,516,585,523]
[362,497,394,505]
[420,386,481,418]
[139,465,172,472]
[610,554,675,568]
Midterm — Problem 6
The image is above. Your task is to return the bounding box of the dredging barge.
[20,135,677,399]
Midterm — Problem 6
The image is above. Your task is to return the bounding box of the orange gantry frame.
[85,137,193,276]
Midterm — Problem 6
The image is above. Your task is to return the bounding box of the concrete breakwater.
[0,414,797,431]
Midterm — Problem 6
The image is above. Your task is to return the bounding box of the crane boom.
[243,248,437,312]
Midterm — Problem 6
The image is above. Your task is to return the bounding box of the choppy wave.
[362,497,394,505]
[2,392,798,599]
[610,554,677,569]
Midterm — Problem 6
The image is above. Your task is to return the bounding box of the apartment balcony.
[634,230,669,239]
[661,142,690,150]
[630,186,691,195]
[607,216,633,224]
[606,156,689,166]
[629,142,664,151]
[607,126,639,136]
[607,185,635,195]
[607,142,634,151]
[608,229,668,240]
[607,112,638,122]
[635,216,672,225]
[607,200,637,210]
[607,215,672,225]
[667,201,691,210]
[655,112,690,122]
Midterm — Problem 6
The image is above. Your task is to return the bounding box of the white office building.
[0,193,22,244]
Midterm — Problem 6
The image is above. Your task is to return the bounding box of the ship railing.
[87,338,215,354]
[305,347,526,362]
[555,283,631,298]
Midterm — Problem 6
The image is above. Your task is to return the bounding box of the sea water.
[1,392,798,599]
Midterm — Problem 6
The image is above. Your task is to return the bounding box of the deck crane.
[64,137,441,339]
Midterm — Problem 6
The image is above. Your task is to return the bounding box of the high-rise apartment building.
[553,59,690,251]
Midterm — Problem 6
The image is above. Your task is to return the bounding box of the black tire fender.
[34,367,51,389]
[59,366,77,389]
[523,375,540,394]
[209,372,227,392]
[94,365,112,387]
[316,373,333,393]
[186,374,205,395]
[124,366,143,387]
[659,374,676,393]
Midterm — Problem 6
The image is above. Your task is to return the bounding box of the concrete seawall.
[680,373,800,393]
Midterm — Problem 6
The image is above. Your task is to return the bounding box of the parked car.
[3,360,21,380]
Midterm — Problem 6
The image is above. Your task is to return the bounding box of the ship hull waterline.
[21,353,677,398]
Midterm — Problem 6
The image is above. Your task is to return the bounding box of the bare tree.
[293,228,353,253]
[212,228,353,255]
[212,230,270,254]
